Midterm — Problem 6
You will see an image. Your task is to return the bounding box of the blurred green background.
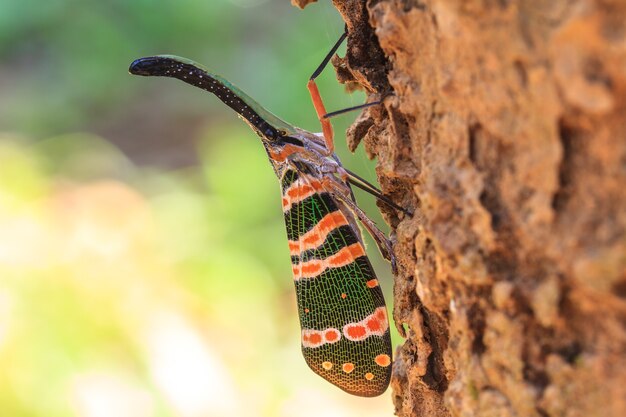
[0,1,397,416]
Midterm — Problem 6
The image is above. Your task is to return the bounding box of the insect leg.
[307,29,348,154]
[333,163,411,215]
[343,168,412,216]
[323,101,382,120]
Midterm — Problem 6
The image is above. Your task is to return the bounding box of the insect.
[130,29,406,397]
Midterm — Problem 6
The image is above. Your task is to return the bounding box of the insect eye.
[263,128,277,139]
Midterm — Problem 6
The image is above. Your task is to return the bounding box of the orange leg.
[307,29,347,154]
[307,79,334,153]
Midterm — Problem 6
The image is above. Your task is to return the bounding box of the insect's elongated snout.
[129,55,298,142]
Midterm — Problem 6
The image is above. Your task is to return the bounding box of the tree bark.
[295,1,626,416]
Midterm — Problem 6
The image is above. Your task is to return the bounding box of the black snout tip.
[129,57,159,76]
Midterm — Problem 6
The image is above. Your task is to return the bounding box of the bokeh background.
[0,1,398,416]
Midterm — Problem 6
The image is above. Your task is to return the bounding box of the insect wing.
[281,169,392,397]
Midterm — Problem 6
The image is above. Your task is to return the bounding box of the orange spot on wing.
[365,372,374,381]
[342,363,355,373]
[341,293,347,299]
[345,325,367,340]
[303,328,340,348]
[366,279,379,288]
[375,308,387,322]
[366,317,382,332]
[304,308,310,313]
[308,333,322,345]
[322,361,333,370]
[343,307,389,341]
[375,354,391,367]
[325,330,339,342]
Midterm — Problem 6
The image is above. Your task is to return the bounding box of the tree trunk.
[295,1,626,416]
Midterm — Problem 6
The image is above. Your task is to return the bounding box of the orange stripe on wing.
[327,243,365,268]
[282,179,324,212]
[302,327,341,348]
[342,307,389,341]
[287,211,349,256]
[292,243,366,280]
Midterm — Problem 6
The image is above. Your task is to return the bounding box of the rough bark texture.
[297,1,626,416]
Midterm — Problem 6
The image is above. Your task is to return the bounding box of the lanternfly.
[130,29,407,397]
